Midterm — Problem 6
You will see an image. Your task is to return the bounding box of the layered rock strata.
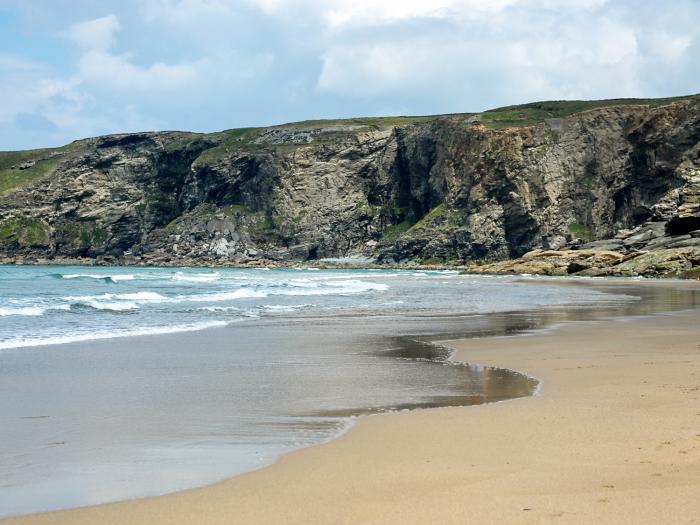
[1,97,699,277]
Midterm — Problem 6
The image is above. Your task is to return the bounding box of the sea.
[0,265,693,517]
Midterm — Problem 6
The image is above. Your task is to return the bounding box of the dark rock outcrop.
[1,96,699,277]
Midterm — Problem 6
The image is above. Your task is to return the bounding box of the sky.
[0,0,698,150]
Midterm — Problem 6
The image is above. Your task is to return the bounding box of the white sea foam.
[117,292,168,301]
[62,273,136,282]
[282,280,389,296]
[260,304,313,312]
[173,272,221,283]
[0,306,47,316]
[81,301,139,312]
[198,306,243,312]
[59,291,172,312]
[1,276,388,326]
[170,279,387,304]
[185,289,270,302]
[0,321,228,350]
[0,305,71,317]
[65,292,170,304]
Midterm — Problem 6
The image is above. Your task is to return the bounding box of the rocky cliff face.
[1,96,699,277]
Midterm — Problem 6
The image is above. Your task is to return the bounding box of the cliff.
[1,95,699,277]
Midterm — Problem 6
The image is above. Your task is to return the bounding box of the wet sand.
[4,287,700,524]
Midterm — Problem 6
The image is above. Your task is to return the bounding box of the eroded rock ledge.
[1,96,699,278]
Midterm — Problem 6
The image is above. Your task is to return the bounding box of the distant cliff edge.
[1,95,699,278]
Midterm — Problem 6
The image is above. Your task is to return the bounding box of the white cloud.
[0,54,105,148]
[1,0,698,150]
[239,0,609,29]
[78,51,198,90]
[316,1,645,103]
[0,13,201,148]
[646,32,692,62]
[507,18,638,68]
[317,10,643,106]
[321,0,513,29]
[0,56,77,125]
[58,14,201,92]
[0,53,47,72]
[61,14,120,51]
[317,42,434,97]
[141,0,238,23]
[242,0,286,15]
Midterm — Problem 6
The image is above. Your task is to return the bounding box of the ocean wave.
[0,305,72,317]
[173,272,221,283]
[35,280,388,313]
[60,273,136,283]
[74,301,139,312]
[58,291,171,312]
[293,272,403,280]
[185,289,269,302]
[0,306,47,317]
[64,292,169,303]
[186,280,388,302]
[410,270,460,277]
[197,306,259,319]
[198,306,243,313]
[282,280,389,296]
[259,304,313,312]
[0,321,229,350]
[200,303,313,314]
[116,292,168,301]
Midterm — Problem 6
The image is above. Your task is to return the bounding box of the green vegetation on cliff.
[54,221,108,250]
[0,141,91,195]
[0,217,50,246]
[409,204,448,230]
[279,115,443,129]
[567,222,594,241]
[159,93,700,166]
[0,149,63,195]
[0,93,697,277]
[381,220,415,241]
[481,95,697,129]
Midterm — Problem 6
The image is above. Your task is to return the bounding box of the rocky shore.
[1,96,699,277]
[467,220,700,278]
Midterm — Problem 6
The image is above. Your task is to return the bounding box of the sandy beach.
[2,0,699,521]
[5,297,700,524]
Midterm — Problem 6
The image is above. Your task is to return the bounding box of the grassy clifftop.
[0,141,89,196]
[0,147,65,195]
[480,94,697,128]
[2,93,697,195]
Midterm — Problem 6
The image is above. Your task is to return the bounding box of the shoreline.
[3,258,699,280]
[3,280,700,524]
[0,256,464,272]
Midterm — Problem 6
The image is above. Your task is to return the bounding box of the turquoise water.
[0,266,639,517]
[0,266,627,350]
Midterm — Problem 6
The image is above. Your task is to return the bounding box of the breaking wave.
[0,321,229,350]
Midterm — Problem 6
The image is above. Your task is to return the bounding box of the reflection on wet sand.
[310,279,700,418]
[309,363,538,417]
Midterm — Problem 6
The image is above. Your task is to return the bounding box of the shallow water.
[0,267,697,517]
[0,266,634,350]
